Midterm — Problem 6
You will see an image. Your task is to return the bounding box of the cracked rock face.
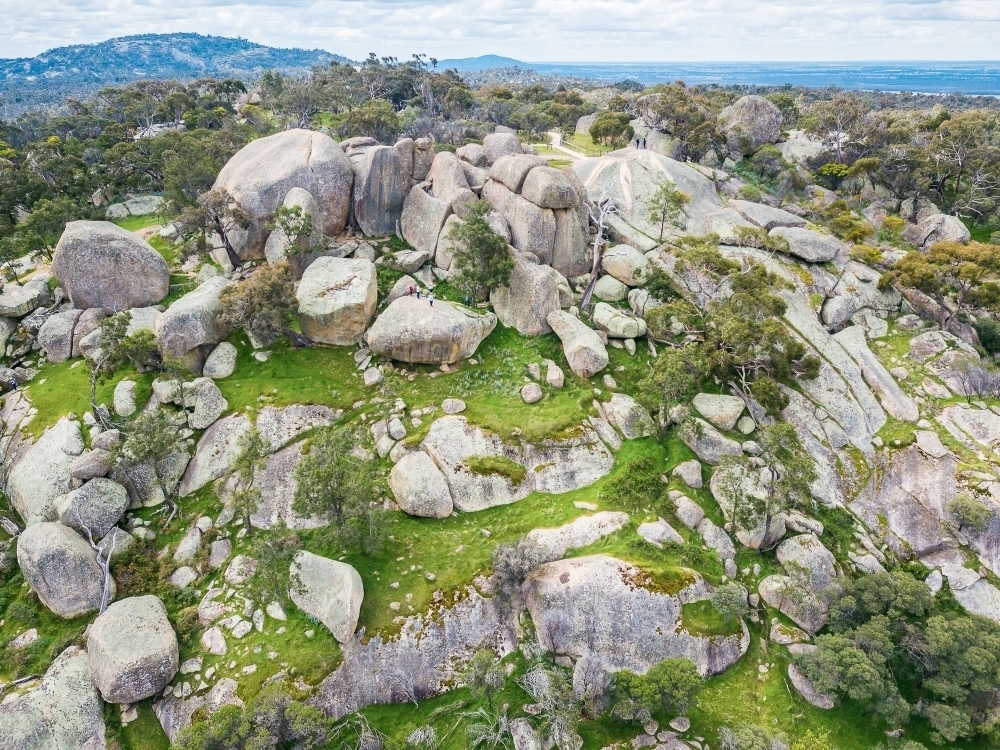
[522,554,748,676]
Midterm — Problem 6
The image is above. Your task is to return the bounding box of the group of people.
[634,136,648,149]
[408,284,435,306]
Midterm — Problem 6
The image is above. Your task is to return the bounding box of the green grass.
[115,214,167,233]
[464,455,528,483]
[681,600,742,637]
[565,132,616,157]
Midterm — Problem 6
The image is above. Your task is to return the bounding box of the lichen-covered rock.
[691,393,745,432]
[601,244,649,287]
[0,646,106,750]
[182,377,228,430]
[678,417,742,465]
[902,213,971,250]
[520,166,578,209]
[483,180,556,264]
[603,393,655,439]
[57,477,129,540]
[366,297,496,365]
[522,555,748,676]
[38,309,82,363]
[52,220,169,310]
[389,450,454,519]
[296,257,377,345]
[289,551,363,643]
[420,416,530,511]
[17,522,107,618]
[7,417,83,526]
[202,342,238,379]
[256,404,337,452]
[546,310,608,379]
[214,129,354,257]
[87,595,179,703]
[592,302,646,339]
[821,261,900,329]
[178,414,252,497]
[483,132,522,165]
[727,200,807,230]
[718,95,783,154]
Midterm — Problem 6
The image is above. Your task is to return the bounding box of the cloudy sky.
[3,0,1000,61]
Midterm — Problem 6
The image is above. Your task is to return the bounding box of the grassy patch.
[114,214,167,233]
[464,455,527,483]
[681,600,742,638]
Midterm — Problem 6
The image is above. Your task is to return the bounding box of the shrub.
[949,494,992,532]
[737,185,763,203]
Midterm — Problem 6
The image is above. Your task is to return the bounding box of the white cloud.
[1,0,998,61]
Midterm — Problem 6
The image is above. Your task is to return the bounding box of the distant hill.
[435,55,525,72]
[0,33,348,115]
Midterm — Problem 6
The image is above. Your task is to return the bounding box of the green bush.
[737,185,762,203]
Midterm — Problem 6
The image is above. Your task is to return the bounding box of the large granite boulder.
[552,206,591,279]
[524,512,630,562]
[350,145,409,236]
[0,646,106,750]
[483,132,522,165]
[490,154,544,193]
[769,227,846,263]
[155,276,231,366]
[601,244,649,287]
[366,297,496,365]
[572,151,723,250]
[57,477,130,540]
[592,302,646,339]
[546,310,608,379]
[434,214,463,271]
[429,151,474,205]
[296,257,377,345]
[521,166,578,209]
[213,129,354,258]
[52,221,170,310]
[388,450,454,519]
[522,555,747,676]
[289,551,363,643]
[7,417,83,526]
[718,96,783,155]
[0,276,49,317]
[691,393,745,432]
[38,309,82,363]
[178,414,251,497]
[263,187,322,264]
[777,534,838,593]
[482,180,556,264]
[17,522,108,618]
[88,595,179,703]
[491,258,564,336]
[401,186,451,256]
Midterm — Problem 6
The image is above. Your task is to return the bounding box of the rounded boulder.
[388,450,454,519]
[87,595,179,703]
[52,221,169,310]
[16,522,108,618]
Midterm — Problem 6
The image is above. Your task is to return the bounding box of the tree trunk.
[580,243,605,312]
[282,327,313,348]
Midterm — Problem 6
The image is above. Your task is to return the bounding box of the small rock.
[203,342,238,379]
[521,383,543,403]
[363,367,384,387]
[672,459,703,489]
[442,398,466,414]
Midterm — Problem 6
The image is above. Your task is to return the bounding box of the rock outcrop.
[350,145,409,236]
[522,555,748,676]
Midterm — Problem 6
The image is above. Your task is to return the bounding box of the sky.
[2,0,1000,62]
